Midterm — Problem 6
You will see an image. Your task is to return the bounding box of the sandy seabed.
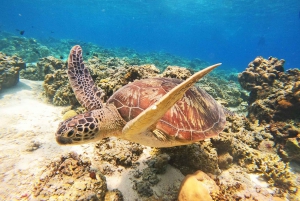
[0,79,81,200]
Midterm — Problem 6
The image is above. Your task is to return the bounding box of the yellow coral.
[62,110,77,120]
[100,79,109,83]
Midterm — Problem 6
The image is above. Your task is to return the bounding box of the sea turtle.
[55,45,226,147]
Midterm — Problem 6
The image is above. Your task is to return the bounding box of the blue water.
[1,0,300,71]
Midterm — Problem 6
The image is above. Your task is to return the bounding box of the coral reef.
[0,52,25,92]
[94,138,144,169]
[197,74,248,110]
[33,152,107,200]
[160,141,220,175]
[20,56,66,81]
[162,66,191,79]
[0,34,51,62]
[212,166,287,201]
[2,31,297,200]
[238,56,284,92]
[42,67,77,106]
[238,56,300,164]
[238,56,300,123]
[95,64,160,100]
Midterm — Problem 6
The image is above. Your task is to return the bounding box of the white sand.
[0,79,91,200]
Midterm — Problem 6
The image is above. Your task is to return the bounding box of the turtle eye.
[67,130,74,137]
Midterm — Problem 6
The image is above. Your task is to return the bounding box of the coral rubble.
[33,152,107,200]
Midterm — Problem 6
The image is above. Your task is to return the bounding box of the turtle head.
[55,112,100,145]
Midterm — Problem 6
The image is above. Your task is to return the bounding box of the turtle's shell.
[107,77,225,142]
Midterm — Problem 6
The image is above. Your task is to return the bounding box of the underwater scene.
[0,0,300,200]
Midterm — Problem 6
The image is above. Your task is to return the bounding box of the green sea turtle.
[55,45,226,147]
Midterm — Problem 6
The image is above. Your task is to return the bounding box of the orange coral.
[277,99,293,108]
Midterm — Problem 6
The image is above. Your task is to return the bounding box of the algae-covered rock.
[162,66,192,80]
[0,52,25,92]
[33,152,107,200]
[218,152,233,169]
[160,141,219,175]
[94,137,144,168]
[238,56,300,123]
[21,56,66,81]
[104,189,124,201]
[133,181,153,197]
[0,35,51,62]
[43,69,77,106]
[284,137,300,163]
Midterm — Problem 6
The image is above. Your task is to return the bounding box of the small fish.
[60,55,64,59]
[86,52,90,55]
[51,31,54,33]
[20,30,25,35]
[33,49,40,55]
[257,36,265,46]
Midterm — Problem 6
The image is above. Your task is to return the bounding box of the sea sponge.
[178,170,219,201]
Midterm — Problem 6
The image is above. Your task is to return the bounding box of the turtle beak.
[56,136,73,145]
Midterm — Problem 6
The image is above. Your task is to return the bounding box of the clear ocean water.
[1,0,300,71]
[1,1,300,200]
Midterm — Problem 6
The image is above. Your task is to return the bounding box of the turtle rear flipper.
[68,45,105,110]
[122,63,222,140]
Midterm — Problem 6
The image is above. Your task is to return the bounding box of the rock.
[95,138,144,168]
[145,153,170,173]
[218,152,233,169]
[160,141,219,175]
[284,137,300,162]
[162,66,192,80]
[238,56,300,123]
[133,181,153,197]
[178,170,219,201]
[33,152,107,200]
[25,141,41,152]
[105,189,123,201]
[0,52,25,92]
[142,167,160,185]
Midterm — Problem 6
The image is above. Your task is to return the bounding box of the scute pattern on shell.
[107,78,225,141]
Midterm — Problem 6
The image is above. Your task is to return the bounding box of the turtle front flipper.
[68,45,105,110]
[122,63,222,141]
